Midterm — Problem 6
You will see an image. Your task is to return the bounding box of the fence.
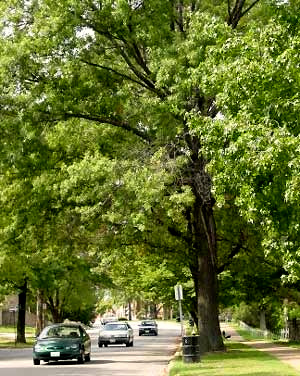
[0,309,36,327]
[239,321,289,340]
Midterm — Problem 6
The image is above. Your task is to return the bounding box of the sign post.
[174,285,184,337]
[9,306,18,345]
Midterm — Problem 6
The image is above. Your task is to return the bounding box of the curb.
[160,338,182,376]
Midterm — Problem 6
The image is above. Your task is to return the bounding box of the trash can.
[182,335,201,363]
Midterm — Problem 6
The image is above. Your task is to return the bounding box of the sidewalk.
[222,323,300,372]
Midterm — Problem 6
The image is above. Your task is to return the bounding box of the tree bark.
[186,146,224,352]
[128,301,132,321]
[190,206,224,352]
[260,311,266,331]
[48,293,63,323]
[17,280,27,343]
[36,289,44,335]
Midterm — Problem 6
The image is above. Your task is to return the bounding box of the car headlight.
[66,344,79,350]
[34,344,44,352]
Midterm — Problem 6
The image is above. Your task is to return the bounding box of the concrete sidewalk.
[222,323,300,372]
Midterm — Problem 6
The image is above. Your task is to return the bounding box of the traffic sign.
[174,285,183,301]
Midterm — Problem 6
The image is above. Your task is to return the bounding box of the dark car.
[98,321,134,347]
[33,322,91,365]
[138,320,158,336]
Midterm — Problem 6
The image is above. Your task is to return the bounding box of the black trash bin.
[182,335,201,363]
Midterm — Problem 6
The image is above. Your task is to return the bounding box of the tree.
[3,0,298,351]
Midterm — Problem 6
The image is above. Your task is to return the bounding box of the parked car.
[138,320,158,336]
[33,322,91,365]
[98,321,133,347]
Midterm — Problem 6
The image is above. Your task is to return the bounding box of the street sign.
[174,285,183,301]
[9,306,18,312]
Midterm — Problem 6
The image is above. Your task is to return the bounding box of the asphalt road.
[0,321,181,376]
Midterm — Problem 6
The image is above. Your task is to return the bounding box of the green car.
[33,322,91,365]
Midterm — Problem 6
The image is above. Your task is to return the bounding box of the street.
[0,321,181,376]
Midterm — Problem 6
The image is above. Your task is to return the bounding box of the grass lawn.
[233,322,300,349]
[0,325,35,334]
[0,325,35,348]
[168,342,299,376]
[0,337,35,348]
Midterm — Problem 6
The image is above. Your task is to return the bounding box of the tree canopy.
[1,0,300,349]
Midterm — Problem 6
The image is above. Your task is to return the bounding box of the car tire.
[77,352,85,364]
[33,359,40,365]
[98,342,103,348]
[84,353,91,362]
[104,343,108,347]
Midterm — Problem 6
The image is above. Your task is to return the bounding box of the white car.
[101,316,118,325]
[98,322,134,347]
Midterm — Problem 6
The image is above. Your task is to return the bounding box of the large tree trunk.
[195,252,224,352]
[186,145,224,352]
[190,204,224,352]
[17,280,27,343]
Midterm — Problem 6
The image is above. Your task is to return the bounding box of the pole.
[13,310,16,346]
[174,284,184,337]
[178,298,184,337]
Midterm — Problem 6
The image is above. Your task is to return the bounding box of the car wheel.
[98,342,103,348]
[84,353,91,362]
[77,352,85,364]
[129,341,134,347]
[33,359,40,365]
[104,343,108,347]
[139,332,142,336]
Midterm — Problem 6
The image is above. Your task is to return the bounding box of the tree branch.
[227,0,261,29]
[62,112,151,142]
[217,242,245,274]
[80,59,153,91]
[241,0,261,18]
[81,18,167,98]
[118,45,166,98]
[130,41,152,76]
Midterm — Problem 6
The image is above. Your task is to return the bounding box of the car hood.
[36,338,81,346]
[100,330,129,336]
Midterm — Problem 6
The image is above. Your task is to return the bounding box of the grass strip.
[233,322,300,349]
[168,342,299,376]
[0,325,35,348]
[0,337,35,348]
[0,325,35,334]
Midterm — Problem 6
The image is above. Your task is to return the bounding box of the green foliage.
[287,302,300,320]
[1,0,300,348]
[232,302,284,332]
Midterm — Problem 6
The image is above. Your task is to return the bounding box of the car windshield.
[142,321,155,326]
[39,325,81,339]
[104,323,127,331]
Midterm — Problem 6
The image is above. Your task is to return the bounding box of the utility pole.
[174,285,184,337]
